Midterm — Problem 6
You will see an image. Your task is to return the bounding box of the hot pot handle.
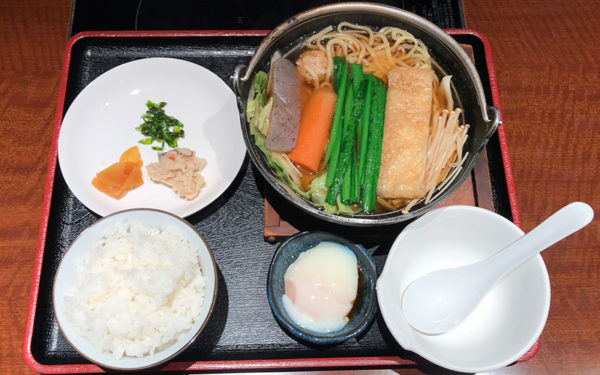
[485,105,501,141]
[232,64,247,97]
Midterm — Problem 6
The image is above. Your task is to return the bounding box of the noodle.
[303,65,320,89]
[305,22,431,83]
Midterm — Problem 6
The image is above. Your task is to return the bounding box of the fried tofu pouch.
[377,66,433,199]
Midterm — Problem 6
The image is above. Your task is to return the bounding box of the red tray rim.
[23,28,527,374]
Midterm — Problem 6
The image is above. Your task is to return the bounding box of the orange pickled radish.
[92,162,143,199]
[119,145,143,168]
[92,146,144,199]
[288,86,337,172]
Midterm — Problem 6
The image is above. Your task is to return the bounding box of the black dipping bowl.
[267,231,377,344]
[233,2,500,226]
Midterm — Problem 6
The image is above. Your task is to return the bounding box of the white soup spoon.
[402,201,594,335]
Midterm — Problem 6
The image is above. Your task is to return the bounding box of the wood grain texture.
[0,1,71,375]
[1,1,598,375]
[464,1,600,374]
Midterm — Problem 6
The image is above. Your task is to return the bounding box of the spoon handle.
[485,202,594,277]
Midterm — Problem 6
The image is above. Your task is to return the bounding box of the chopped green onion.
[136,100,185,151]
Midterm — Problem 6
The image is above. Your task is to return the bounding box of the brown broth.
[293,164,319,191]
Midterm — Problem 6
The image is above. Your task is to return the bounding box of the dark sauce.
[346,264,366,321]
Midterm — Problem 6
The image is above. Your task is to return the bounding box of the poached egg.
[282,241,358,333]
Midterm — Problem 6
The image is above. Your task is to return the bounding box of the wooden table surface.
[1,0,598,374]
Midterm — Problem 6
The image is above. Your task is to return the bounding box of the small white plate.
[58,57,246,217]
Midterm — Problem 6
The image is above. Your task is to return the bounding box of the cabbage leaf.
[309,173,360,214]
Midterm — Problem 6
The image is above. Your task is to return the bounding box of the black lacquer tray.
[23,30,527,373]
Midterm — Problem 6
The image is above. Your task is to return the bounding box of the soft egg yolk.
[282,241,358,333]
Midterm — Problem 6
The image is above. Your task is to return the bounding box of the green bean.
[351,150,360,204]
[350,63,364,93]
[357,74,374,186]
[361,78,387,213]
[341,161,352,204]
[325,83,355,203]
[333,56,346,93]
[323,59,349,183]
[349,77,368,204]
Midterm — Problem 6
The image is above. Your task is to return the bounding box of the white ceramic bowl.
[53,209,218,371]
[377,205,550,373]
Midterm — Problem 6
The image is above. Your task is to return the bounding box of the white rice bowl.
[53,209,217,371]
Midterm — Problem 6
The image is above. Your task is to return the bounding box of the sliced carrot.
[119,145,143,168]
[288,86,337,172]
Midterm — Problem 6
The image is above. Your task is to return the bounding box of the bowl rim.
[234,2,501,226]
[51,208,219,371]
[376,205,551,372]
[238,2,491,123]
[266,231,378,344]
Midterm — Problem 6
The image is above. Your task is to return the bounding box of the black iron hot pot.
[233,2,500,226]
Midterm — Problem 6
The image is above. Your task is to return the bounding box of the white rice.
[64,221,206,359]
